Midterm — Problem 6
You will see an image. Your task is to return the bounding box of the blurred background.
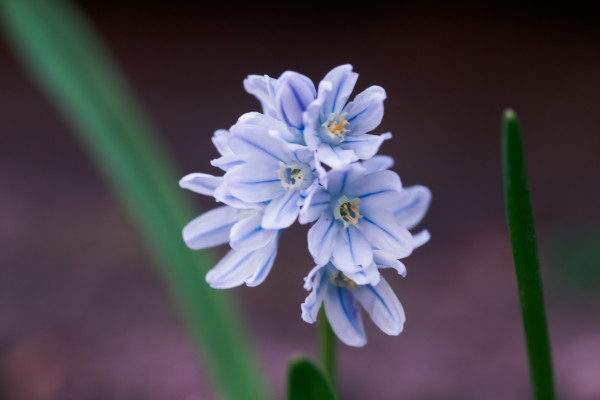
[1,1,599,399]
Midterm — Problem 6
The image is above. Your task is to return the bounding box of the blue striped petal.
[343,85,386,136]
[332,227,373,275]
[206,239,278,289]
[179,173,222,196]
[324,284,366,347]
[360,206,413,258]
[393,185,432,230]
[307,213,341,266]
[224,164,284,203]
[321,64,358,116]
[230,211,278,252]
[299,186,331,224]
[353,276,405,336]
[262,190,300,229]
[182,206,243,250]
[275,71,316,129]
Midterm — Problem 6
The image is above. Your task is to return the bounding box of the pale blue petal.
[340,132,392,160]
[289,143,314,163]
[303,80,332,149]
[332,227,373,274]
[361,155,394,174]
[317,142,358,169]
[262,190,300,229]
[237,112,302,144]
[211,129,232,156]
[313,151,328,187]
[393,185,432,230]
[301,268,327,323]
[245,238,279,287]
[373,249,407,277]
[344,262,381,286]
[346,169,403,211]
[210,154,243,172]
[325,164,363,195]
[343,86,386,136]
[360,206,413,258]
[179,173,222,196]
[213,185,265,209]
[182,206,243,250]
[206,239,278,288]
[321,64,358,116]
[229,122,293,166]
[308,213,341,266]
[324,285,366,347]
[275,71,316,128]
[412,229,431,249]
[230,211,278,252]
[243,74,279,118]
[224,164,284,203]
[353,276,405,336]
[299,186,331,224]
[303,264,323,291]
[206,249,257,288]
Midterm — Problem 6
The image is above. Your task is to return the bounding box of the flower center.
[278,162,313,190]
[333,195,362,229]
[319,112,350,145]
[329,270,358,290]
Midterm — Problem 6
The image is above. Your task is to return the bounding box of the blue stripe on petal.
[235,136,285,163]
[366,284,393,319]
[246,241,278,287]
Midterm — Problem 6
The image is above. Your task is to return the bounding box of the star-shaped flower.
[303,64,391,169]
[299,163,413,280]
[301,263,405,347]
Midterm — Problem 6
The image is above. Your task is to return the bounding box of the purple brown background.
[1,2,599,399]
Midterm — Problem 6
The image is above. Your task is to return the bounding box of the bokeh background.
[1,2,600,399]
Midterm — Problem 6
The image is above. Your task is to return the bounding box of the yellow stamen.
[328,119,349,136]
[333,195,362,229]
[329,270,358,290]
[323,112,350,140]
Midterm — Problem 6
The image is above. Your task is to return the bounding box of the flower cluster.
[180,65,431,347]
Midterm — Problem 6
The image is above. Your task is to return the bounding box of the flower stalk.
[319,309,337,386]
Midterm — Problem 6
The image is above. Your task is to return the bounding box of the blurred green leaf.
[502,109,555,400]
[287,356,338,400]
[0,1,270,399]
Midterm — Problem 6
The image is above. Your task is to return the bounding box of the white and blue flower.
[301,263,405,347]
[244,70,316,134]
[302,64,391,169]
[179,157,281,288]
[299,163,413,280]
[179,202,281,288]
[223,113,319,229]
[179,65,432,346]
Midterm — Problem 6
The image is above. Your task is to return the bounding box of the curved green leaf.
[287,356,338,400]
[0,1,270,399]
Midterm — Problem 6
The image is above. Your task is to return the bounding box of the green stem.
[502,109,556,400]
[319,309,337,386]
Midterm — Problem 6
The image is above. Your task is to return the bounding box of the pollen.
[324,112,350,138]
[333,195,362,229]
[329,270,358,290]
[328,119,349,136]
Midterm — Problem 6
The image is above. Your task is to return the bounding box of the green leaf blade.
[287,356,338,400]
[0,1,270,399]
[502,109,556,400]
